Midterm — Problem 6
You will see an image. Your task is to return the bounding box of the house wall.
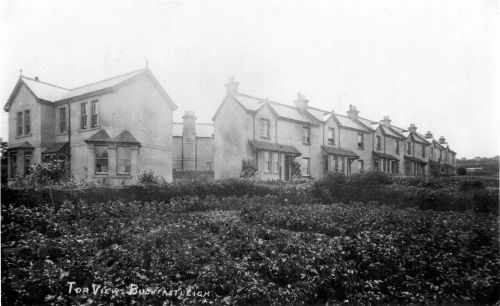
[214,96,252,179]
[172,136,183,170]
[339,127,373,173]
[195,137,214,171]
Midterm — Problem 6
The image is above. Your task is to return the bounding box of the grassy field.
[2,190,498,305]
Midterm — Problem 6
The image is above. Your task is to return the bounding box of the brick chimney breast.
[294,92,309,111]
[346,104,359,120]
[225,77,239,97]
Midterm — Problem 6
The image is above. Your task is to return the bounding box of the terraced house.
[213,77,457,180]
[4,67,177,185]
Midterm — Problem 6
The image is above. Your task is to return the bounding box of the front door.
[284,154,291,181]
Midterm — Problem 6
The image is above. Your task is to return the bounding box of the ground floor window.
[117,146,131,174]
[302,157,310,176]
[24,154,32,176]
[359,160,364,172]
[95,145,109,174]
[9,153,17,177]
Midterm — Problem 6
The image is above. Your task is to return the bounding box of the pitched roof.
[43,142,69,154]
[335,114,371,132]
[249,140,301,155]
[321,145,359,158]
[173,123,214,137]
[7,141,34,150]
[380,125,405,139]
[20,77,69,102]
[84,129,142,146]
[373,151,399,161]
[5,67,176,111]
[405,155,428,164]
[114,130,141,145]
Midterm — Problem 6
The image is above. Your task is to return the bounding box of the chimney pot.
[346,104,359,120]
[408,123,417,133]
[425,131,433,139]
[439,136,446,144]
[294,92,309,111]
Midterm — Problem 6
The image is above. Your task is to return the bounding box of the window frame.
[59,107,67,133]
[81,102,88,129]
[91,100,99,128]
[359,159,364,172]
[421,145,425,158]
[10,152,17,177]
[302,157,311,176]
[395,140,400,154]
[302,126,311,145]
[272,152,279,174]
[406,141,412,155]
[260,118,270,139]
[263,151,270,173]
[24,110,31,135]
[94,145,109,174]
[376,135,381,151]
[357,133,364,149]
[327,128,335,145]
[116,146,132,175]
[16,112,23,136]
[24,153,32,176]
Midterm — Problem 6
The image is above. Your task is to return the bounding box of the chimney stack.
[425,131,433,139]
[182,111,197,170]
[439,136,446,144]
[35,76,39,81]
[294,92,309,111]
[225,77,239,97]
[381,116,391,127]
[408,123,417,134]
[346,104,359,120]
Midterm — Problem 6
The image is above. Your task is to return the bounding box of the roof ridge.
[68,68,145,91]
[21,76,69,90]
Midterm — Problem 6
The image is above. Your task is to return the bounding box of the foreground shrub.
[2,200,498,305]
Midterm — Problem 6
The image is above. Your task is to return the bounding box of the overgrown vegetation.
[240,159,258,178]
[2,197,498,305]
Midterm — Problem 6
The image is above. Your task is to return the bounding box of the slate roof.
[7,141,34,150]
[405,155,428,164]
[335,114,371,132]
[321,145,359,158]
[373,151,399,161]
[379,125,405,139]
[20,77,69,102]
[84,129,142,146]
[5,67,176,110]
[249,140,301,155]
[173,123,214,137]
[44,142,68,154]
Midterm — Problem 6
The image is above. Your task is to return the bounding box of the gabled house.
[371,116,406,174]
[425,132,456,175]
[4,67,177,185]
[393,124,431,175]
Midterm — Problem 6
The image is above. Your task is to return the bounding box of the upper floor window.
[24,110,31,135]
[260,118,270,139]
[376,135,382,151]
[406,142,411,155]
[91,100,99,128]
[81,102,88,129]
[395,140,400,155]
[16,112,23,136]
[357,133,364,149]
[302,127,311,145]
[302,157,310,176]
[117,146,131,174]
[421,145,425,158]
[59,107,67,133]
[328,128,335,145]
[95,145,108,174]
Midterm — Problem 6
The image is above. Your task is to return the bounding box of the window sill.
[15,134,32,139]
[302,143,311,146]
[327,142,335,146]
[357,147,364,150]
[260,136,270,140]
[56,132,68,136]
[78,126,101,133]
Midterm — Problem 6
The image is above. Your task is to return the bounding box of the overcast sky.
[1,0,498,158]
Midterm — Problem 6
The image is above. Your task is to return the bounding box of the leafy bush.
[2,199,498,305]
[348,170,393,185]
[240,159,258,178]
[457,167,466,175]
[290,159,302,179]
[138,169,163,184]
[27,160,66,185]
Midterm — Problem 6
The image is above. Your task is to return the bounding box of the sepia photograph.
[1,0,499,304]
